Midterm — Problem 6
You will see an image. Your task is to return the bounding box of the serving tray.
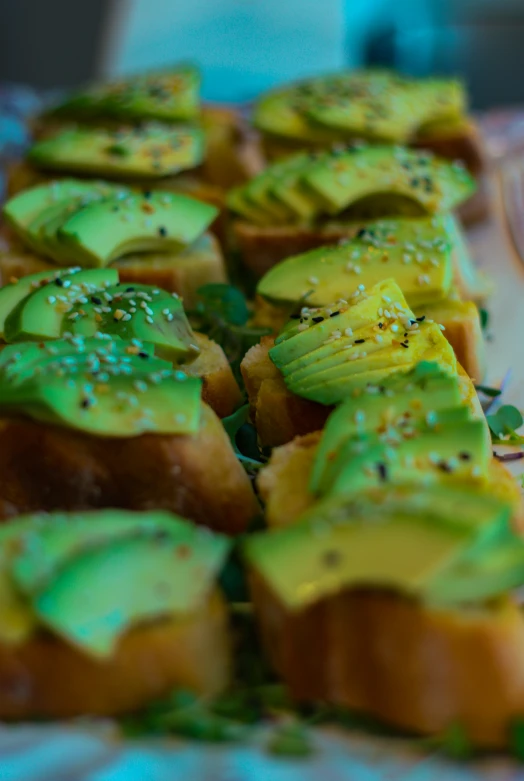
[1,134,524,781]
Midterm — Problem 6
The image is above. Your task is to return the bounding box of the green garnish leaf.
[510,718,524,761]
[475,384,502,398]
[188,284,271,385]
[438,722,473,760]
[222,404,266,474]
[267,722,315,758]
[480,308,489,330]
[487,404,524,443]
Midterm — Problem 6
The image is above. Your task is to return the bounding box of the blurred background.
[0,0,523,108]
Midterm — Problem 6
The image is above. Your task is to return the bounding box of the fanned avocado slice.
[0,267,77,339]
[253,71,466,145]
[304,146,475,215]
[326,417,489,497]
[50,65,201,123]
[2,180,125,248]
[3,508,229,657]
[245,485,512,612]
[56,191,218,267]
[309,363,463,494]
[68,282,198,364]
[28,124,205,179]
[258,216,454,309]
[0,337,202,437]
[3,268,119,342]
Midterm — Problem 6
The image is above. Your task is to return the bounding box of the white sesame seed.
[146,316,154,325]
[308,276,319,285]
[344,327,353,337]
[390,324,399,332]
[47,296,56,304]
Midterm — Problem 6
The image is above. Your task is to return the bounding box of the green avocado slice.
[257,215,454,309]
[28,124,205,179]
[57,191,218,267]
[2,180,125,248]
[0,268,78,339]
[68,283,198,364]
[3,268,119,342]
[0,338,202,437]
[245,485,512,612]
[309,364,463,494]
[5,508,229,657]
[304,146,476,215]
[51,65,201,123]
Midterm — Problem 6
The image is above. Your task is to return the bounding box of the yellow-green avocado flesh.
[0,509,229,656]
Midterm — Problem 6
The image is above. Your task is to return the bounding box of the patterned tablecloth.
[1,86,524,780]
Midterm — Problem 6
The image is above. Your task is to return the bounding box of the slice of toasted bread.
[0,589,229,719]
[250,572,524,749]
[186,333,242,418]
[0,403,258,534]
[251,432,524,748]
[240,337,330,448]
[0,233,225,309]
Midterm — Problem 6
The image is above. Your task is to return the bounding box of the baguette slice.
[0,231,226,309]
[0,403,258,535]
[251,435,524,748]
[0,589,229,719]
[250,574,524,749]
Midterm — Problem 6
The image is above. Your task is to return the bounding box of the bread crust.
[250,572,524,748]
[0,403,258,534]
[186,333,243,418]
[419,299,486,382]
[0,590,230,719]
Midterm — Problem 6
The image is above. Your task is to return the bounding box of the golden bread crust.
[186,332,243,418]
[0,590,229,719]
[250,572,524,748]
[0,403,258,534]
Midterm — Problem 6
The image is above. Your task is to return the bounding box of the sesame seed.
[113,309,125,320]
[146,316,154,324]
[47,296,56,304]
[308,276,319,285]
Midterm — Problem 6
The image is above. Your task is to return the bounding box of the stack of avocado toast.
[0,61,523,764]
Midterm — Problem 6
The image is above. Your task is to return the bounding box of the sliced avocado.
[6,508,229,657]
[327,418,490,497]
[269,152,327,221]
[51,65,201,123]
[3,268,119,342]
[0,268,77,339]
[270,279,412,365]
[28,124,205,179]
[10,509,211,595]
[0,337,203,437]
[257,216,454,309]
[304,146,475,216]
[309,363,464,494]
[68,283,199,364]
[285,322,456,405]
[2,180,124,249]
[254,71,466,146]
[57,191,218,267]
[245,485,511,611]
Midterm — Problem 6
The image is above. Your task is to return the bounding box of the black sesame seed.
[438,461,453,473]
[400,342,409,348]
[290,314,300,320]
[55,278,64,287]
[329,311,340,318]
[80,398,91,409]
[312,316,325,323]
[91,296,102,305]
[323,549,343,567]
[459,451,471,461]
[126,287,135,292]
[138,351,149,359]
[354,338,365,344]
[416,315,426,322]
[158,226,167,237]
[378,322,384,329]
[356,228,367,239]
[377,462,388,481]
[143,191,152,199]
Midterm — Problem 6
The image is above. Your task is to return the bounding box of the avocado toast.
[0,179,227,305]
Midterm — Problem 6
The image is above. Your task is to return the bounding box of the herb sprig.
[222,404,266,475]
[187,284,271,385]
[487,404,524,445]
